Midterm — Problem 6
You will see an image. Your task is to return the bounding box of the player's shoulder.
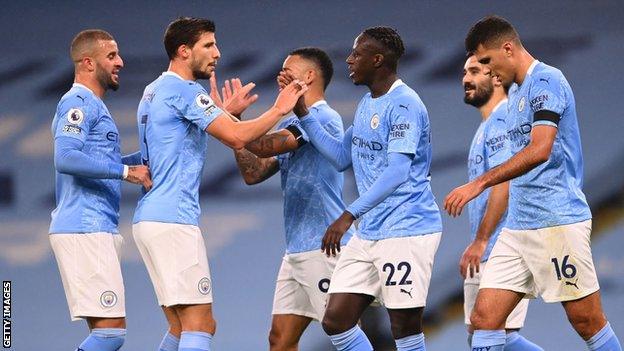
[313,101,342,124]
[486,101,509,131]
[531,62,565,85]
[58,86,100,117]
[388,82,426,114]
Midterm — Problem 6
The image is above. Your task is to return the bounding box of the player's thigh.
[50,233,125,321]
[524,220,599,303]
[269,314,312,348]
[323,292,375,334]
[372,233,441,309]
[472,288,525,330]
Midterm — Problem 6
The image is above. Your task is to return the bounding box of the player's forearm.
[228,107,286,149]
[299,115,352,171]
[346,152,412,218]
[245,130,297,158]
[476,143,548,190]
[122,151,142,166]
[233,148,278,185]
[475,181,509,242]
[55,138,124,179]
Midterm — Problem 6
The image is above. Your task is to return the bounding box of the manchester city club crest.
[370,114,380,129]
[518,97,526,112]
[195,93,213,109]
[100,291,118,308]
[66,108,84,125]
[198,277,212,295]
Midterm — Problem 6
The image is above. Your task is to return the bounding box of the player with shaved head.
[49,29,151,351]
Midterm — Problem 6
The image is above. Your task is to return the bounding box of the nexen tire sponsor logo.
[352,136,383,151]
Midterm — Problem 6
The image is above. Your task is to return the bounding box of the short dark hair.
[70,29,114,62]
[289,47,334,90]
[164,17,215,60]
[465,15,521,54]
[361,26,405,69]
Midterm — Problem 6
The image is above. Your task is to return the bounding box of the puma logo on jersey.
[399,104,409,111]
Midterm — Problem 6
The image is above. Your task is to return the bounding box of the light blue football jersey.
[50,84,123,234]
[505,61,591,229]
[276,101,354,254]
[467,100,512,261]
[351,80,442,240]
[133,72,224,226]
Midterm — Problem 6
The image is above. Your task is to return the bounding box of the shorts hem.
[541,287,599,303]
[384,302,426,309]
[479,284,535,299]
[71,312,126,322]
[272,309,319,321]
[159,298,213,307]
[328,288,377,298]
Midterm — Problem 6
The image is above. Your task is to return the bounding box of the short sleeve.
[53,96,98,143]
[279,117,310,143]
[178,84,224,130]
[530,72,565,127]
[387,100,421,155]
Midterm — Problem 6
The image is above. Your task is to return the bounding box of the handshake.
[208,71,309,120]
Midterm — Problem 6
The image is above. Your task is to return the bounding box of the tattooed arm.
[234,148,280,185]
[244,128,303,158]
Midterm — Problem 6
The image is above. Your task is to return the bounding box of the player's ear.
[502,42,513,57]
[82,56,96,72]
[177,44,190,59]
[305,69,315,85]
[373,53,384,68]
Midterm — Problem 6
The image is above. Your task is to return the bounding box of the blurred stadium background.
[1,1,623,350]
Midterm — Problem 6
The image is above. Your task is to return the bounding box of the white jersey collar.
[526,60,540,76]
[162,71,186,81]
[387,79,405,94]
[72,82,95,95]
[492,98,508,114]
[311,100,327,108]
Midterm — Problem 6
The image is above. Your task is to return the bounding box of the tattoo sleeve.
[233,148,279,185]
[244,129,299,158]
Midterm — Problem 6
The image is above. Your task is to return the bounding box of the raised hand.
[273,80,308,115]
[125,165,152,191]
[277,71,295,90]
[321,211,355,257]
[210,75,258,117]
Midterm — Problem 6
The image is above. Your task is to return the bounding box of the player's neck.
[514,50,536,86]
[369,71,398,98]
[479,90,506,121]
[167,61,195,81]
[304,89,324,107]
[74,75,105,98]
